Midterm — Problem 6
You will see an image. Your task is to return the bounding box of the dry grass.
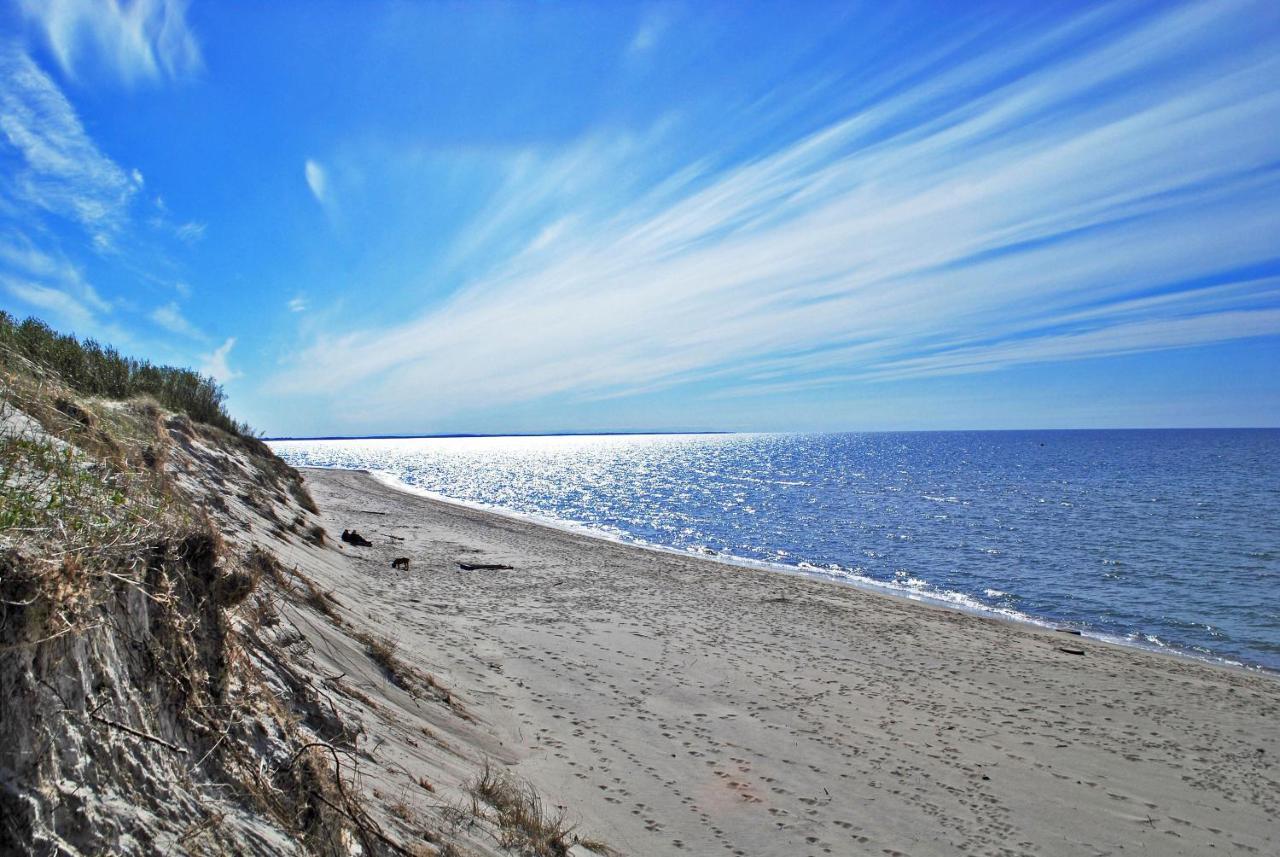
[3,321,608,857]
[467,760,615,857]
[333,679,381,713]
[0,322,448,856]
[349,629,471,720]
[1,396,180,563]
[247,547,344,625]
[290,479,320,514]
[245,588,281,627]
[355,631,413,691]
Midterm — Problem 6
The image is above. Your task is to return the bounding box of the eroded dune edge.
[1,344,607,857]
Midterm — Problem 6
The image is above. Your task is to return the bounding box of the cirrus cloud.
[19,0,202,85]
[0,45,141,246]
[267,0,1280,428]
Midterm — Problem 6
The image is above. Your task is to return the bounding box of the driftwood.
[457,562,513,571]
[90,710,188,755]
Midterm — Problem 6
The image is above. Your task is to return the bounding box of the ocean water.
[269,430,1280,672]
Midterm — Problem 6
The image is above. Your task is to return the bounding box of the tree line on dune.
[0,311,253,437]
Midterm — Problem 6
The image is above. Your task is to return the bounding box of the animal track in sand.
[315,473,1280,857]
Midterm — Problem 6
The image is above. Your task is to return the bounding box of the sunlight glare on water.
[270,430,1280,672]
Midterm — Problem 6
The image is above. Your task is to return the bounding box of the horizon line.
[263,426,1280,442]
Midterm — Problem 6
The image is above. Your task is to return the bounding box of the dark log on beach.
[457,562,513,571]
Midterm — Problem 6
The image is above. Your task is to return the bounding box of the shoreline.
[296,467,1279,856]
[304,464,1273,679]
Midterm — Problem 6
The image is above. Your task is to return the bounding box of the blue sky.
[1,1,1278,436]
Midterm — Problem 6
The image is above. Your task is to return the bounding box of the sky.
[1,1,1278,436]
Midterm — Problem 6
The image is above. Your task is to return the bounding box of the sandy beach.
[296,466,1278,857]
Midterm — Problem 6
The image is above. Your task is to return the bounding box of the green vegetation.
[0,426,175,557]
[0,311,252,436]
[0,313,364,854]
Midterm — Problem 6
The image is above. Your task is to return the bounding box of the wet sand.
[300,467,1279,857]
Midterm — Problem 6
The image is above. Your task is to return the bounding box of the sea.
[269,430,1280,673]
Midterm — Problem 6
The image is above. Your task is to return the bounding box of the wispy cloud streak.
[273,1,1280,423]
[0,227,120,338]
[0,45,141,246]
[1,34,208,353]
[20,0,202,85]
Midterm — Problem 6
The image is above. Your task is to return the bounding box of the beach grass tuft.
[469,760,582,857]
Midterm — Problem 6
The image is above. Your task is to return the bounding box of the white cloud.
[287,294,307,313]
[0,230,73,282]
[147,210,207,243]
[265,2,1280,424]
[304,159,328,204]
[1,268,130,346]
[201,337,240,384]
[3,275,97,328]
[0,230,112,313]
[0,46,140,245]
[526,218,571,253]
[304,158,341,222]
[0,38,202,354]
[628,9,670,57]
[20,0,203,85]
[149,300,204,338]
[174,220,205,243]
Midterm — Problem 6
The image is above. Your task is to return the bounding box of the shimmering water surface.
[270,431,1280,671]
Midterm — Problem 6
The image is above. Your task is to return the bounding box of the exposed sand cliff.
[1,348,608,856]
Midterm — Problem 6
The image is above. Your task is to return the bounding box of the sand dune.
[301,467,1278,857]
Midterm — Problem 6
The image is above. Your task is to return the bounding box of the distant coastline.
[264,430,735,441]
[264,426,1279,442]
